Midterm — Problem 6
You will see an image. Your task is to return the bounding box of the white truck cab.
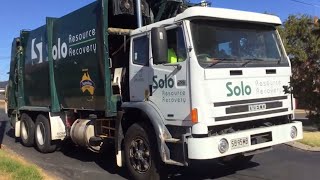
[6,3,303,179]
[127,6,302,161]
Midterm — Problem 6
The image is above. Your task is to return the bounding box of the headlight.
[218,138,229,154]
[290,126,298,139]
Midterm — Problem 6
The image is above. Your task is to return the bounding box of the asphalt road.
[0,108,320,180]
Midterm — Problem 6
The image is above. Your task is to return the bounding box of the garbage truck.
[5,0,303,179]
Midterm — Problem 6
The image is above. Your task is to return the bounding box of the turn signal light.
[191,108,198,123]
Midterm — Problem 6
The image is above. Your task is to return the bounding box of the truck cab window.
[167,27,187,63]
[191,20,286,68]
[133,36,149,66]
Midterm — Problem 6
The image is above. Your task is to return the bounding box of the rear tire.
[20,113,35,147]
[34,114,56,153]
[124,123,165,180]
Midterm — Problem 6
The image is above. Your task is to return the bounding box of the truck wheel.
[220,154,254,167]
[20,113,35,147]
[124,123,165,180]
[34,114,56,153]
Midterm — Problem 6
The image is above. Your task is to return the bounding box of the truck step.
[165,137,188,166]
[95,119,116,138]
[164,159,185,166]
[165,138,181,143]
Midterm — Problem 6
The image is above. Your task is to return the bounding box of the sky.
[0,0,320,81]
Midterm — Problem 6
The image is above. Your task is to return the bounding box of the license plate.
[248,103,267,112]
[231,137,249,149]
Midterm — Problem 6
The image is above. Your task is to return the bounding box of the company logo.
[31,37,67,62]
[153,75,174,89]
[226,81,252,97]
[30,28,97,65]
[52,38,68,60]
[31,39,44,64]
[80,71,95,95]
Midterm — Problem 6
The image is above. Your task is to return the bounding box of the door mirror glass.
[151,27,168,64]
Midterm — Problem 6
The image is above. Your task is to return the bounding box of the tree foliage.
[279,14,320,128]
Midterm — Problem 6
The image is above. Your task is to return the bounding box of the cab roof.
[131,7,282,36]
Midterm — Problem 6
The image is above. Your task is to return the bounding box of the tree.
[279,14,320,129]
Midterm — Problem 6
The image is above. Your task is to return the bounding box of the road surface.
[0,108,319,180]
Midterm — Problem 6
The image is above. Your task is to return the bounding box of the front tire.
[34,114,56,153]
[20,113,35,147]
[124,123,165,180]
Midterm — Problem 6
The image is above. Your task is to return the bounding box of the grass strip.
[298,132,320,147]
[0,150,43,180]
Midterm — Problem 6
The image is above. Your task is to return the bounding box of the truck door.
[149,26,191,121]
[129,34,152,101]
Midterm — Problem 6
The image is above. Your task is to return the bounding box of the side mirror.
[151,27,168,65]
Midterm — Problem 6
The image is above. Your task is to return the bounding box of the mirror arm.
[163,63,182,70]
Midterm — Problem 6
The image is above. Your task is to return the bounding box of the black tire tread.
[124,122,165,180]
[20,113,35,147]
[34,114,56,153]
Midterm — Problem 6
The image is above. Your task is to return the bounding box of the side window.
[133,36,149,66]
[167,27,187,63]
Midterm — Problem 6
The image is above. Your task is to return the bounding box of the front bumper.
[188,121,302,160]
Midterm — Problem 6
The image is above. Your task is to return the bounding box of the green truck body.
[8,1,114,114]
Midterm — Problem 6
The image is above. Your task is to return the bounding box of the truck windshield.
[190,20,287,68]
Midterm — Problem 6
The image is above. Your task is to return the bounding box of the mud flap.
[49,113,66,140]
[115,111,124,167]
[15,120,20,137]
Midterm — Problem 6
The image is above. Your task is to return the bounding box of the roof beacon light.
[200,0,209,7]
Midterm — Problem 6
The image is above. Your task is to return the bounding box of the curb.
[294,109,307,114]
[286,141,320,152]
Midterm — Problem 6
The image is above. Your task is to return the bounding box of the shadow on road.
[59,139,259,180]
[0,120,7,148]
[6,128,15,139]
[169,160,259,180]
[1,108,260,180]
[59,140,129,179]
[4,129,260,180]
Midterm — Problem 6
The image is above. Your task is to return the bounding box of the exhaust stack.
[136,0,143,27]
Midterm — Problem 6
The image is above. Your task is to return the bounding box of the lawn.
[298,132,320,147]
[0,150,43,180]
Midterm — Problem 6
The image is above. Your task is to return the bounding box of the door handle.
[149,85,153,96]
[266,69,276,74]
[230,70,243,76]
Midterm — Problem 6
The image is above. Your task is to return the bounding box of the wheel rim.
[21,121,28,140]
[129,137,151,174]
[36,122,46,146]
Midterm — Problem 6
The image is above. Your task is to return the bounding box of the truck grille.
[215,108,288,121]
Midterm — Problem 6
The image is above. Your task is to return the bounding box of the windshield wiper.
[241,58,265,67]
[205,58,237,68]
[277,58,282,65]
